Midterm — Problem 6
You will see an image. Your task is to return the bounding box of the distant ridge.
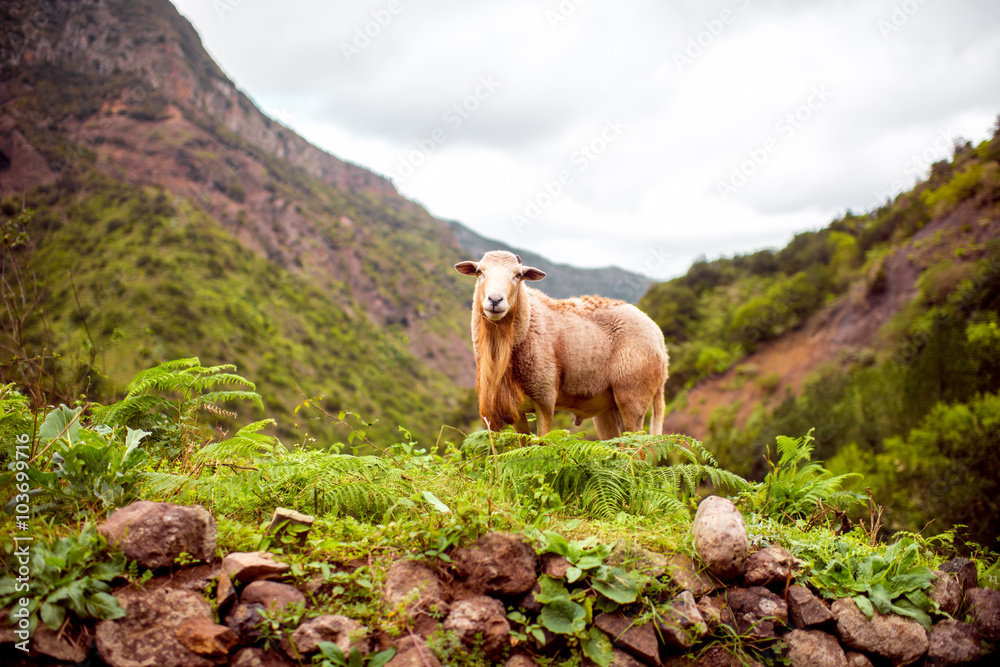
[446,220,651,303]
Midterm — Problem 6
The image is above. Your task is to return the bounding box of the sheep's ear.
[521,266,546,281]
[455,261,479,276]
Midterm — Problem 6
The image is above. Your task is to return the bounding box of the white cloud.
[170,0,1000,279]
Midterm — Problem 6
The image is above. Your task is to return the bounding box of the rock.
[217,570,237,616]
[505,652,537,667]
[696,594,735,633]
[723,587,787,639]
[229,647,296,667]
[665,553,720,596]
[222,551,290,583]
[541,553,572,579]
[605,648,647,666]
[743,545,802,587]
[928,570,962,617]
[265,507,314,548]
[95,587,219,667]
[31,622,93,663]
[517,581,544,614]
[453,532,538,596]
[784,629,848,667]
[240,581,305,614]
[965,587,1000,641]
[844,652,874,667]
[938,557,977,594]
[98,501,216,570]
[383,559,449,618]
[225,603,266,645]
[442,595,510,659]
[787,585,835,628]
[387,636,441,667]
[833,597,928,666]
[692,496,748,580]
[608,540,669,577]
[175,615,238,658]
[593,611,660,666]
[927,618,984,666]
[656,590,708,649]
[281,614,368,660]
[663,645,763,667]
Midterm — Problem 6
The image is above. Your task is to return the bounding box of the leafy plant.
[809,537,938,630]
[748,430,865,520]
[316,642,396,667]
[14,405,149,517]
[462,429,749,520]
[0,524,126,631]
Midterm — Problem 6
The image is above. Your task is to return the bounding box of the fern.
[461,430,750,519]
[751,429,866,520]
[91,357,262,429]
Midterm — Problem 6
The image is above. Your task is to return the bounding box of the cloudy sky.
[169,0,1000,280]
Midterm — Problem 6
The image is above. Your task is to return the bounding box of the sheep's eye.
[513,273,523,281]
[475,269,482,276]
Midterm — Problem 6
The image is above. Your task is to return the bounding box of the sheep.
[454,250,669,439]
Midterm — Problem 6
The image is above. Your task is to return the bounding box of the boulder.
[833,597,928,666]
[453,532,538,596]
[593,611,660,666]
[927,618,984,666]
[505,652,538,667]
[844,651,874,667]
[656,590,708,649]
[175,615,238,658]
[692,496,748,580]
[224,603,266,645]
[743,545,803,587]
[784,629,848,667]
[442,595,511,659]
[217,570,237,616]
[30,622,93,663]
[723,587,787,639]
[95,587,219,667]
[938,557,977,594]
[240,581,305,614]
[696,594,735,633]
[787,585,835,628]
[665,553,720,596]
[98,501,216,570]
[281,614,368,660]
[541,553,572,579]
[383,559,449,617]
[387,636,441,667]
[928,570,962,617]
[222,551,290,583]
[663,645,764,666]
[606,648,648,666]
[965,587,1000,641]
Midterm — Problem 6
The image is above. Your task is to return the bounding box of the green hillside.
[642,127,1000,547]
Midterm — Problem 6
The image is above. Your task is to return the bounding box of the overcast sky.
[170,0,1000,280]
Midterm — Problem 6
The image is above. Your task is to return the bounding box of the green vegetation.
[0,360,997,665]
[644,118,1000,548]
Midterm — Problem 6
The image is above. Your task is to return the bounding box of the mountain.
[447,220,651,303]
[642,132,1000,545]
[0,0,491,446]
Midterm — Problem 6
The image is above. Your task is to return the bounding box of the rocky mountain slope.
[0,0,647,445]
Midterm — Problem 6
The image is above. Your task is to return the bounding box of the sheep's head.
[455,250,545,321]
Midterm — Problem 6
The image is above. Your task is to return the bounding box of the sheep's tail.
[649,382,665,436]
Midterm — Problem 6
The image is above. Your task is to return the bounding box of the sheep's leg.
[534,406,555,437]
[593,409,622,440]
[614,390,649,434]
[513,414,531,435]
